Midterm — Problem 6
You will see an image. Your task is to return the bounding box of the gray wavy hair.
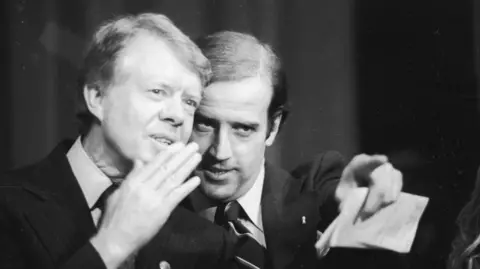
[77,13,211,134]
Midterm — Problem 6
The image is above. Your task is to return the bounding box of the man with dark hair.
[187,31,404,269]
[0,13,236,269]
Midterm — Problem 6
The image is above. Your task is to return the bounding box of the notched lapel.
[261,180,284,268]
[22,141,96,266]
[23,197,94,264]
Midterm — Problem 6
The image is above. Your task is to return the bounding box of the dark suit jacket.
[138,151,344,269]
[117,149,406,269]
[260,151,344,269]
[0,141,236,269]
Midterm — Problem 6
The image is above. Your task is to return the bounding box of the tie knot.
[92,182,120,211]
[225,201,243,221]
[215,200,244,225]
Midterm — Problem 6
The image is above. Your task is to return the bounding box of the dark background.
[2,0,480,268]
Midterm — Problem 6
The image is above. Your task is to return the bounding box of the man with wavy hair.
[187,31,404,269]
[0,13,235,269]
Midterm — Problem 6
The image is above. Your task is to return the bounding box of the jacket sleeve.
[0,199,28,268]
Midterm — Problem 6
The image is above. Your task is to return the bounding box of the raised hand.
[91,142,201,269]
[335,154,403,218]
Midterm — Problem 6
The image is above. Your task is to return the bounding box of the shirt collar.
[237,161,265,229]
[66,136,112,209]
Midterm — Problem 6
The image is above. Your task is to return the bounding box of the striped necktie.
[215,201,267,269]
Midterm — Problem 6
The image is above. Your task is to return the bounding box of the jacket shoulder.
[290,150,345,184]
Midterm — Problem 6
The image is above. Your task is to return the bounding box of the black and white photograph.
[1,0,479,268]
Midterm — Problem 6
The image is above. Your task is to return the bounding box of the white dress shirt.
[66,137,112,226]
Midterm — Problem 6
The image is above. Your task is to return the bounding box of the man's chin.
[199,181,236,202]
[135,151,156,165]
[137,145,167,163]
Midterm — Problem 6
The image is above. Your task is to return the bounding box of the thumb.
[360,187,384,220]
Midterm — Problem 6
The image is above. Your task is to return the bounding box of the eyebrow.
[195,111,260,129]
[184,91,202,100]
[149,82,174,91]
[153,82,201,99]
[194,113,217,125]
[232,121,260,129]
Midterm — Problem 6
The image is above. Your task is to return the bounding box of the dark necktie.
[215,201,267,269]
[92,182,136,269]
[92,182,120,227]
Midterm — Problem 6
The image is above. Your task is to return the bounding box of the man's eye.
[149,89,166,95]
[194,122,213,132]
[234,126,254,137]
[185,99,199,108]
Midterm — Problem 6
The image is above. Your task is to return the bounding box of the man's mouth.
[149,135,175,146]
[203,167,235,179]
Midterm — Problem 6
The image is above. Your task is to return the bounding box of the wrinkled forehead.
[112,32,202,87]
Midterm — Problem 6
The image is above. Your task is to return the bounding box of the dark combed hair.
[448,168,480,269]
[76,13,211,135]
[196,31,290,135]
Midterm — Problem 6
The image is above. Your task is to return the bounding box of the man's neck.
[82,126,131,179]
[228,160,265,203]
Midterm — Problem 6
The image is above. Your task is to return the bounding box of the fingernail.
[189,176,201,186]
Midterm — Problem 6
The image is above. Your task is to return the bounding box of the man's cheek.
[180,126,192,143]
[236,138,264,157]
[193,135,212,155]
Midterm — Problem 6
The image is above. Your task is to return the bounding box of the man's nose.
[159,96,185,127]
[209,129,232,161]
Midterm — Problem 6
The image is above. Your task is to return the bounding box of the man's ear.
[83,84,105,122]
[266,112,282,147]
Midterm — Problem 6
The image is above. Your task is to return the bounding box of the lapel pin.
[302,216,306,224]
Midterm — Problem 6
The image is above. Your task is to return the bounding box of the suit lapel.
[261,163,292,269]
[179,194,195,211]
[22,141,96,264]
[262,163,321,269]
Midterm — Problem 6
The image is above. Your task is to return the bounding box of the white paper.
[316,187,429,255]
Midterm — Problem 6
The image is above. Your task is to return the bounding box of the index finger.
[350,154,389,181]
